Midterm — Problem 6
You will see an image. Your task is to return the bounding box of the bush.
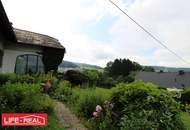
[0,73,58,85]
[65,70,88,85]
[75,91,105,119]
[105,81,185,130]
[63,87,112,129]
[20,94,53,113]
[0,82,53,113]
[0,73,16,85]
[52,80,72,102]
[181,88,190,104]
[98,76,117,88]
[83,69,100,86]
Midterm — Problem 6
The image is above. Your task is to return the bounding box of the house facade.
[0,1,65,74]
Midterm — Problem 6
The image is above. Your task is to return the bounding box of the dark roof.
[14,28,65,49]
[0,1,64,50]
[135,72,190,88]
[0,0,17,41]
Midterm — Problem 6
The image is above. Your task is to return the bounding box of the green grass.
[67,87,112,128]
[181,112,190,130]
[72,87,112,101]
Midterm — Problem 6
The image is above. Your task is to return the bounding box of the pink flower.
[92,112,98,117]
[96,105,102,113]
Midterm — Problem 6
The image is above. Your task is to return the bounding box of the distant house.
[0,1,65,74]
[135,72,190,88]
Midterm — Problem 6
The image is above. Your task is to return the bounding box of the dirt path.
[54,101,87,130]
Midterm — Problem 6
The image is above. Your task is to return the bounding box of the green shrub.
[0,82,53,113]
[181,88,190,104]
[83,69,101,86]
[75,92,105,119]
[98,76,117,88]
[65,70,88,85]
[20,94,53,113]
[105,81,185,130]
[0,73,16,85]
[52,80,72,102]
[0,73,58,85]
[16,74,35,83]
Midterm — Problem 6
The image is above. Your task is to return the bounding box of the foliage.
[88,100,116,130]
[64,87,112,129]
[126,71,136,83]
[0,73,16,85]
[65,70,88,85]
[52,81,112,120]
[75,91,105,119]
[0,74,64,130]
[105,81,185,130]
[0,73,58,86]
[64,69,104,87]
[181,88,190,104]
[142,66,155,72]
[88,105,108,130]
[0,82,53,113]
[105,58,142,77]
[181,112,190,130]
[71,87,112,105]
[98,75,117,88]
[64,87,111,120]
[115,71,136,83]
[83,69,100,86]
[52,80,72,102]
[42,47,65,73]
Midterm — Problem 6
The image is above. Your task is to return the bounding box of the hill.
[58,61,190,73]
[149,66,190,72]
[58,60,103,72]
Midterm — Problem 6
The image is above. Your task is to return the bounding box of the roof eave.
[0,1,17,42]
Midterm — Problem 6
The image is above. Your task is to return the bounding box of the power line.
[109,0,190,66]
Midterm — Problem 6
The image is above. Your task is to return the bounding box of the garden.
[54,79,190,130]
[0,58,190,130]
[0,73,65,130]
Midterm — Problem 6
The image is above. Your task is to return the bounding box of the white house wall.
[2,43,41,73]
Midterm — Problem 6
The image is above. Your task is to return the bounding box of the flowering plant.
[89,102,115,130]
[96,105,102,113]
[92,105,102,117]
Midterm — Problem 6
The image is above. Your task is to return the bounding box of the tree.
[143,66,155,72]
[105,58,142,77]
[83,69,100,86]
[42,47,65,73]
[65,70,88,85]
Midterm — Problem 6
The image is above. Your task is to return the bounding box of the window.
[15,54,44,74]
[27,55,38,74]
[15,55,27,74]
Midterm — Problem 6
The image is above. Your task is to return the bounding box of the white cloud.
[2,0,190,67]
[108,0,190,67]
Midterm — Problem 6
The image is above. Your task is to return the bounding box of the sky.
[2,0,190,67]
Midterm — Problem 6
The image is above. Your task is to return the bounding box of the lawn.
[72,87,112,101]
[181,112,190,130]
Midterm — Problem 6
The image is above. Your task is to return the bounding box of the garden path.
[54,101,87,130]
